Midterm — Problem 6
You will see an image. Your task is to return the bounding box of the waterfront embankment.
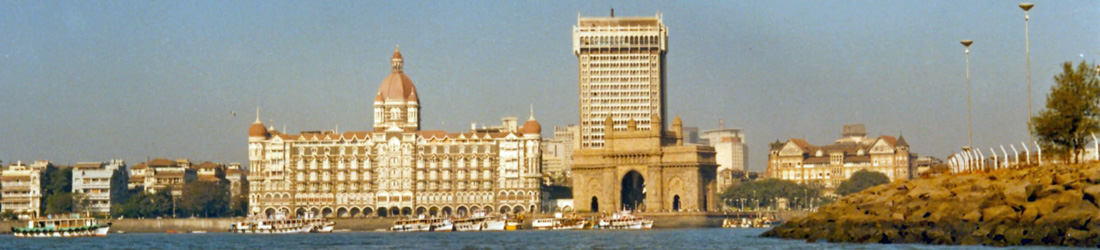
[763,163,1100,247]
[2,212,799,233]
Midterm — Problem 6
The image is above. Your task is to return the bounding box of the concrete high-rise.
[573,11,668,149]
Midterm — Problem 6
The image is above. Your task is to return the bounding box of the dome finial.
[254,107,261,124]
[391,45,404,72]
[528,104,535,120]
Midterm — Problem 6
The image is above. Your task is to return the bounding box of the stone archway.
[621,170,645,211]
[337,207,348,218]
[265,208,276,217]
[442,206,453,216]
[673,195,681,211]
[416,207,427,216]
[457,206,468,216]
[591,196,599,212]
[322,207,334,218]
[377,207,388,217]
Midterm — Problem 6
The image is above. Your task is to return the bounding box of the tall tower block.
[573,12,668,149]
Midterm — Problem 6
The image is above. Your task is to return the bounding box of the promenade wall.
[0,210,809,233]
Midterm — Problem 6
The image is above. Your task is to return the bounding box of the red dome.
[249,122,268,138]
[375,72,418,103]
[522,119,541,135]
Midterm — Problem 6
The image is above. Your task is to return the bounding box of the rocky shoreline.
[762,163,1100,247]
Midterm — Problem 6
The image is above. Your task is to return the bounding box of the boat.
[428,218,453,232]
[596,211,652,230]
[391,216,430,232]
[531,213,586,230]
[231,212,331,234]
[482,216,506,231]
[452,216,486,232]
[505,216,523,230]
[11,214,111,238]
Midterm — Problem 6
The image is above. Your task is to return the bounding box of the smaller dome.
[392,45,403,60]
[522,119,541,135]
[249,122,268,138]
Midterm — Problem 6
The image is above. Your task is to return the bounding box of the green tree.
[1031,61,1100,163]
[43,192,74,214]
[835,169,891,196]
[719,179,825,210]
[181,181,230,217]
[113,188,173,218]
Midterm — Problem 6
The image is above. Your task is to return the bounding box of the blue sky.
[1,0,1098,171]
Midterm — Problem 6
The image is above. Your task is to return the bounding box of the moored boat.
[11,214,111,238]
[596,211,652,230]
[532,213,586,230]
[231,212,332,234]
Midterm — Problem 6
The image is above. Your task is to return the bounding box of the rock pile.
[762,163,1100,247]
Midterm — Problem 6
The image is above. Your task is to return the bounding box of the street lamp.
[1020,3,1034,142]
[961,39,974,150]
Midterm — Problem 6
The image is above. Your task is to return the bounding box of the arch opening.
[621,170,645,211]
[590,196,599,212]
[673,195,681,211]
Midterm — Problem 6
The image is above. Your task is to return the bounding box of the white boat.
[481,217,506,231]
[11,214,111,238]
[532,213,586,230]
[232,212,332,234]
[452,216,485,232]
[391,217,430,232]
[597,211,652,230]
[429,218,453,232]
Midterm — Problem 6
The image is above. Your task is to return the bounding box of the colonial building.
[71,160,127,214]
[248,47,542,218]
[572,116,718,213]
[573,12,668,149]
[767,124,914,191]
[129,158,193,196]
[1,161,51,218]
[700,122,747,192]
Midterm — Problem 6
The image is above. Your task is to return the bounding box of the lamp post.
[962,40,974,150]
[1020,3,1034,143]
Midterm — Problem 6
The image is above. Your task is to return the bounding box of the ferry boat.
[596,211,653,230]
[11,214,110,238]
[428,218,453,232]
[531,213,587,230]
[231,213,333,234]
[391,217,430,232]
[452,213,502,232]
[504,216,523,230]
[481,216,506,231]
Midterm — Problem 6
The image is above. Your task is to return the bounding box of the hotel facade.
[767,124,914,191]
[247,48,542,218]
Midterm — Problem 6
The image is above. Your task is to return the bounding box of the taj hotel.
[247,48,542,218]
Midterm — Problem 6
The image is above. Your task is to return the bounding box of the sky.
[1,0,1098,172]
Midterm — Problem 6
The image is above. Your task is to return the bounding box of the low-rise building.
[767,124,914,192]
[1,161,51,218]
[225,163,248,198]
[71,159,127,214]
[129,158,194,197]
[541,125,578,185]
[193,162,226,182]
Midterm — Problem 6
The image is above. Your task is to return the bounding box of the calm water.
[0,228,1088,250]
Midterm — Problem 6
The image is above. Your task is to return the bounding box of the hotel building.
[247,48,542,218]
[767,124,914,191]
[1,161,51,218]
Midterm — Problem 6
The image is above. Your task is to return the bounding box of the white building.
[1,161,50,218]
[574,11,668,149]
[71,159,127,214]
[248,47,542,218]
[701,122,747,191]
[542,125,578,181]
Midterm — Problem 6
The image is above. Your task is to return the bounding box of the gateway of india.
[570,11,719,213]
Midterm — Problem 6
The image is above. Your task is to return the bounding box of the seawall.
[1,211,807,233]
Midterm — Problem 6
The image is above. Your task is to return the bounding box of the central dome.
[374,46,418,103]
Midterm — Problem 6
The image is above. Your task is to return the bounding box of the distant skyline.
[1,1,1098,172]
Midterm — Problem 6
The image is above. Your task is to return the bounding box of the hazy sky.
[1,1,1098,171]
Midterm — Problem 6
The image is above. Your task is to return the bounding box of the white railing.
[948,141,1043,173]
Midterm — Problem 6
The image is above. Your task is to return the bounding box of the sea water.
[0,228,1088,250]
